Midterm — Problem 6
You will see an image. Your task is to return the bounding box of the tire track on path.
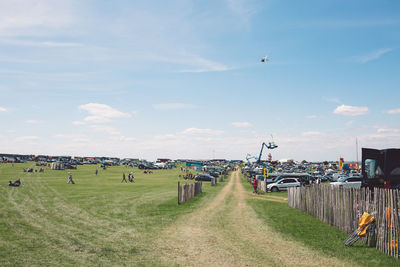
[157,170,355,266]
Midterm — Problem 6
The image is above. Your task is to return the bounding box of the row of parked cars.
[252,172,362,192]
[253,173,313,192]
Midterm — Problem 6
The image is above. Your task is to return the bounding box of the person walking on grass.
[121,173,127,183]
[67,173,75,184]
[252,177,258,194]
[95,169,98,176]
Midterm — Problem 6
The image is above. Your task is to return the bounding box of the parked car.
[207,172,219,178]
[267,178,301,192]
[331,173,348,182]
[194,174,214,182]
[320,175,332,182]
[329,176,362,188]
[271,174,314,184]
[138,163,158,169]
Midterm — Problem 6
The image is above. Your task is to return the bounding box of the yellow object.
[387,240,398,250]
[357,212,375,237]
[264,168,269,177]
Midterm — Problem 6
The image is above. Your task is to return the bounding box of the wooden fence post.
[178,181,203,205]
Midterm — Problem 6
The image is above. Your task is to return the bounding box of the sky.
[0,0,399,161]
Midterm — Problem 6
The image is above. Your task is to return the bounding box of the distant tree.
[323,161,328,165]
[301,160,308,164]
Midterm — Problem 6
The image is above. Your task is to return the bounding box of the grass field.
[3,163,400,266]
[0,162,229,266]
[241,175,400,267]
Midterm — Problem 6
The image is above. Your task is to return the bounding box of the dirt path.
[157,171,353,266]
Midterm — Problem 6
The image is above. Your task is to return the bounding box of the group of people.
[179,166,194,180]
[178,172,194,180]
[180,167,190,172]
[23,167,44,173]
[121,171,135,183]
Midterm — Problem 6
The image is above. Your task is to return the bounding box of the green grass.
[241,175,400,266]
[0,162,230,266]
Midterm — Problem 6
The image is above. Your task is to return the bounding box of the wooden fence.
[288,185,400,258]
[178,181,202,204]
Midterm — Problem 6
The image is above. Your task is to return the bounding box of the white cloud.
[153,134,177,141]
[158,53,230,73]
[152,103,196,110]
[384,108,400,114]
[181,128,224,136]
[302,131,321,136]
[109,136,136,142]
[353,48,393,63]
[377,127,400,133]
[232,122,253,128]
[0,107,7,112]
[15,136,39,142]
[72,121,85,125]
[179,58,230,72]
[0,0,75,36]
[333,104,369,116]
[79,103,130,123]
[54,134,80,138]
[89,125,120,135]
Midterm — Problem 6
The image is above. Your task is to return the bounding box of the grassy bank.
[241,175,400,266]
[0,162,230,266]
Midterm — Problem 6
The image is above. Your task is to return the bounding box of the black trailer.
[362,148,400,189]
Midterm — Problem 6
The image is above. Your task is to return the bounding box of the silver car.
[329,176,362,188]
[267,178,301,192]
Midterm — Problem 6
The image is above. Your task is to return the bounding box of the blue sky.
[0,0,399,161]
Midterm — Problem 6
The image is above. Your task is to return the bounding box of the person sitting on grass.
[9,179,21,187]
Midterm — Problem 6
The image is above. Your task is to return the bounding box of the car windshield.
[272,176,282,182]
[338,177,347,182]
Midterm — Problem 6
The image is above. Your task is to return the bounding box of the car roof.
[275,177,299,182]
